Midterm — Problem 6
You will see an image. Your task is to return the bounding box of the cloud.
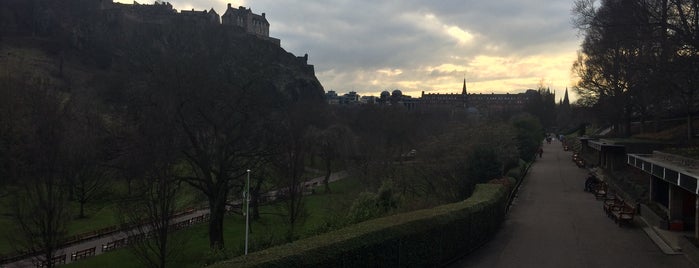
[115,0,581,100]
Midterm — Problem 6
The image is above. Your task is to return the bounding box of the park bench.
[603,194,624,218]
[611,201,636,227]
[594,183,609,200]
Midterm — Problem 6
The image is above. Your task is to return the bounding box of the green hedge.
[209,184,507,268]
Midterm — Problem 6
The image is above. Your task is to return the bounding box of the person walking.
[537,147,543,158]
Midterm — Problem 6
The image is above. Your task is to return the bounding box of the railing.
[70,247,96,262]
[102,238,127,252]
[1,207,202,265]
[35,254,66,267]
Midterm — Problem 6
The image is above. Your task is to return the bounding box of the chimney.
[262,13,265,18]
[227,3,231,8]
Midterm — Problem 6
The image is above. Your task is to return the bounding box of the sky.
[117,0,582,101]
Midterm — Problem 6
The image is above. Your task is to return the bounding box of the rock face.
[0,0,324,103]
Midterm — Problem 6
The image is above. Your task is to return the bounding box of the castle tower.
[222,4,270,37]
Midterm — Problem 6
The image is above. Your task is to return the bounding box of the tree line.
[573,0,699,139]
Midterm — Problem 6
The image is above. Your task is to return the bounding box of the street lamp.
[245,169,250,255]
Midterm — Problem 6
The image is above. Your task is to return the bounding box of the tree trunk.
[79,201,85,218]
[159,226,168,268]
[252,177,264,220]
[44,251,54,268]
[208,197,226,249]
[251,187,260,221]
[323,158,332,193]
[688,114,693,142]
[126,177,133,196]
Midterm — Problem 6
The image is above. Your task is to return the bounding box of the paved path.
[449,140,696,268]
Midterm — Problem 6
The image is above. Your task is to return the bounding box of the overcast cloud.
[119,0,581,99]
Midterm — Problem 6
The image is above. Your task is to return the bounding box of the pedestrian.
[584,175,597,192]
[538,147,543,158]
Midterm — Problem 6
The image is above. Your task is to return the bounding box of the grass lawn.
[0,180,205,257]
[64,176,365,268]
[0,215,13,255]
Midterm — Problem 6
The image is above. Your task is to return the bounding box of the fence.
[70,247,95,262]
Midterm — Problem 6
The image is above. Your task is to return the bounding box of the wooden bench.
[611,202,636,227]
[603,195,624,217]
[594,183,609,200]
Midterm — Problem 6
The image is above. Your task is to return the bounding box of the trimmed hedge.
[209,184,507,268]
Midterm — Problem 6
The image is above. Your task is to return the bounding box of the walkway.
[449,139,696,268]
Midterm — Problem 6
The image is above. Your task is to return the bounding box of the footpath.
[449,140,696,268]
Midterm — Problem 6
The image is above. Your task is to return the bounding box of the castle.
[99,1,280,45]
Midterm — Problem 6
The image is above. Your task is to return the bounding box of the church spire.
[462,78,467,95]
[563,87,570,105]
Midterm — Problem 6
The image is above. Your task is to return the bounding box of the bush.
[466,146,504,183]
[346,181,399,224]
[511,114,544,162]
[208,184,507,268]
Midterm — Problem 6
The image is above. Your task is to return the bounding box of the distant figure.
[538,147,543,158]
[546,137,552,144]
[584,175,597,192]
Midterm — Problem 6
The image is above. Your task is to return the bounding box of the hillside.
[0,0,324,104]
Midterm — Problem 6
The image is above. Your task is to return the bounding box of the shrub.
[346,181,399,224]
[208,184,507,268]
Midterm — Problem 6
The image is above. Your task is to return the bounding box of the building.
[339,91,360,105]
[420,79,535,113]
[627,152,699,238]
[179,8,220,25]
[99,1,280,45]
[325,90,339,105]
[326,79,537,112]
[420,79,468,108]
[221,4,269,37]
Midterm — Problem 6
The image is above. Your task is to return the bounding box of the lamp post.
[245,169,250,255]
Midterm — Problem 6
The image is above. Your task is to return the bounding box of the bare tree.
[271,102,321,239]
[116,96,187,268]
[13,177,70,267]
[60,110,112,218]
[119,170,185,268]
[119,24,323,250]
[573,0,699,138]
[313,124,355,193]
[144,57,273,250]
[6,73,70,268]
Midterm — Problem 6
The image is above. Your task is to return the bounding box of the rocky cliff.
[0,0,324,104]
